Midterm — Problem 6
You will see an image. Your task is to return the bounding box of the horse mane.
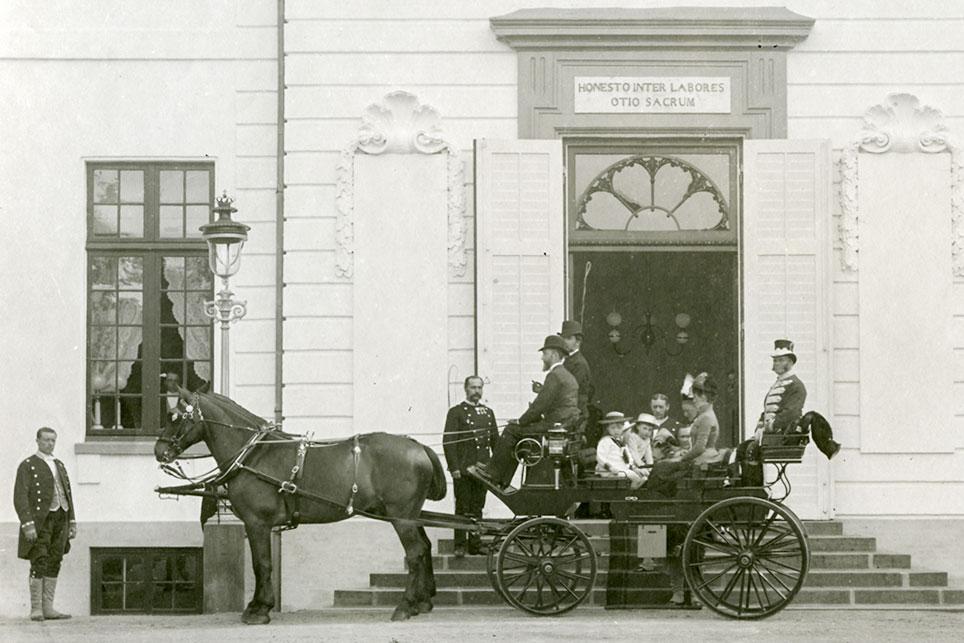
[197,391,270,429]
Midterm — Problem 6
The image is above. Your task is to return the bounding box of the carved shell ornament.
[839,93,963,275]
[335,91,466,278]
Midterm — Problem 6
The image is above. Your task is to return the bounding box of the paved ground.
[2,608,964,642]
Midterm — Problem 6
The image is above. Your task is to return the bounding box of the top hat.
[635,412,658,427]
[770,339,797,362]
[559,320,583,338]
[538,334,570,355]
[599,411,630,427]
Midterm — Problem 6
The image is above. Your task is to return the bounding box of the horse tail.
[422,444,447,502]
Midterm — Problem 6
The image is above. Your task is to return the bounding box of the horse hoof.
[391,606,412,621]
[416,600,433,614]
[242,611,271,625]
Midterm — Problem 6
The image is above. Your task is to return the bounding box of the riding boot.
[29,577,44,621]
[42,577,71,620]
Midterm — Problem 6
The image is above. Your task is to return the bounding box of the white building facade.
[1,0,963,616]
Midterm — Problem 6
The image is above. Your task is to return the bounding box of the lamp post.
[200,192,251,396]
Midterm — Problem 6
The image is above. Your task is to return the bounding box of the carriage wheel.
[495,517,597,616]
[682,497,809,619]
[486,523,517,607]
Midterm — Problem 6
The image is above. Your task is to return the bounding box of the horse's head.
[155,385,206,463]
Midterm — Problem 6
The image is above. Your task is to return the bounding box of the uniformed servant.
[13,427,76,621]
[731,339,841,485]
[473,335,579,492]
[442,376,498,556]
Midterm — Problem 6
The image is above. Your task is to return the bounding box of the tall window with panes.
[86,163,214,436]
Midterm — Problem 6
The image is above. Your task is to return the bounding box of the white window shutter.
[475,139,565,422]
[743,139,833,519]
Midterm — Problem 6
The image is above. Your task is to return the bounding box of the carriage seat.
[573,447,633,489]
[759,432,810,464]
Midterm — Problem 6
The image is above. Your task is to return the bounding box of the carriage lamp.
[200,192,251,396]
[607,308,691,356]
[547,424,569,490]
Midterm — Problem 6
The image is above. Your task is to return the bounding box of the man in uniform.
[14,427,76,621]
[442,376,498,557]
[472,335,579,492]
[732,339,840,485]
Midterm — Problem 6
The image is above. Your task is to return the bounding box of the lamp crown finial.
[216,191,235,210]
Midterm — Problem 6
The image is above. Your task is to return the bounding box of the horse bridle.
[157,393,205,457]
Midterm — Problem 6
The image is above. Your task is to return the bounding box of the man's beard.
[468,394,481,402]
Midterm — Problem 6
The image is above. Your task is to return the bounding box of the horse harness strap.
[277,437,309,528]
[238,434,367,529]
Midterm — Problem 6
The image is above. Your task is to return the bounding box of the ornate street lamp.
[200,192,250,395]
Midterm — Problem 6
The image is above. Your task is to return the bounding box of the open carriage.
[449,425,814,619]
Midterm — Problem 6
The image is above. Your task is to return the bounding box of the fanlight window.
[575,155,730,233]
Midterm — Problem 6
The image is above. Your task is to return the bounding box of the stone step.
[370,569,945,590]
[437,536,612,556]
[807,536,876,552]
[801,521,844,536]
[333,587,964,609]
[430,552,910,573]
[334,587,608,608]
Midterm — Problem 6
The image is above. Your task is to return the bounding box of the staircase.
[333,520,964,609]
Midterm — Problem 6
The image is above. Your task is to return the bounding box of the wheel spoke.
[554,568,592,584]
[551,534,580,557]
[552,573,582,600]
[692,537,740,557]
[755,561,794,594]
[747,566,771,612]
[502,551,538,566]
[688,553,739,568]
[705,519,739,547]
[502,568,534,588]
[737,567,749,616]
[754,564,789,601]
[756,528,796,553]
[758,555,803,575]
[694,560,739,591]
[550,550,593,566]
[717,567,745,607]
[750,510,781,548]
[725,506,747,549]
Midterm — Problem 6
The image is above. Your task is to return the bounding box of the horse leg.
[416,526,436,613]
[390,521,430,621]
[242,522,274,625]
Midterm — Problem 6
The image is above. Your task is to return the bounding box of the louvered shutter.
[475,139,565,422]
[743,139,833,519]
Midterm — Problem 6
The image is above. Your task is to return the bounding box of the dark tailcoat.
[443,401,498,474]
[519,364,579,428]
[563,350,592,422]
[13,455,75,559]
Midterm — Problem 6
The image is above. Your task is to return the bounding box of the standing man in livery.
[442,376,498,557]
[14,427,76,621]
[472,335,579,493]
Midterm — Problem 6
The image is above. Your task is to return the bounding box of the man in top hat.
[14,427,76,621]
[559,320,592,434]
[443,375,498,557]
[472,335,579,491]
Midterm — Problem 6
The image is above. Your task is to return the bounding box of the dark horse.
[154,387,446,623]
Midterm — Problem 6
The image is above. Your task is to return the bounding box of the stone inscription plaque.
[574,76,731,114]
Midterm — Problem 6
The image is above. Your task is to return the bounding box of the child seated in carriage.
[595,412,648,489]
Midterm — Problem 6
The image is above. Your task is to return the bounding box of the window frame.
[90,547,203,615]
[566,138,741,248]
[85,161,215,438]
